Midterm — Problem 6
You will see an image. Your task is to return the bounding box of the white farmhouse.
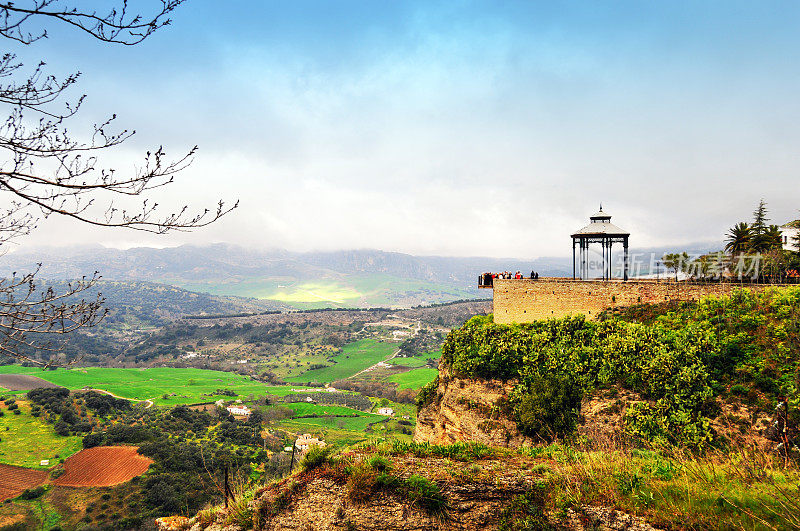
[226,404,251,416]
[781,222,799,252]
[295,433,326,452]
[377,407,394,416]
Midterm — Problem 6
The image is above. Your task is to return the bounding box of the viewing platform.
[488,276,776,324]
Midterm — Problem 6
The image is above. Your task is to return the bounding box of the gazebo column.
[601,238,606,280]
[572,238,576,280]
[623,238,629,281]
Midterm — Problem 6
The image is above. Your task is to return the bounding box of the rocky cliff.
[414,363,533,447]
[156,445,662,531]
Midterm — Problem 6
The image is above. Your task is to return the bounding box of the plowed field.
[0,374,62,391]
[53,446,152,487]
[0,463,47,501]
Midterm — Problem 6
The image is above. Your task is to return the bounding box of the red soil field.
[53,446,153,487]
[0,463,48,501]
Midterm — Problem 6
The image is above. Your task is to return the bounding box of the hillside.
[420,286,800,449]
[158,287,800,531]
[0,242,724,309]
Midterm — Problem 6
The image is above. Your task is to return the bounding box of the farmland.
[280,402,388,433]
[0,402,83,468]
[285,339,397,383]
[0,374,62,391]
[54,446,152,487]
[0,464,48,502]
[0,366,296,406]
[386,368,438,390]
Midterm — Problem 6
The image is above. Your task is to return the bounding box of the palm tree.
[725,222,751,255]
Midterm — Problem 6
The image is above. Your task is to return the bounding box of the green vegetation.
[386,368,438,390]
[518,442,800,531]
[0,402,83,468]
[387,351,439,368]
[285,339,397,383]
[276,402,388,434]
[388,440,492,462]
[184,438,800,530]
[441,287,800,448]
[0,366,295,405]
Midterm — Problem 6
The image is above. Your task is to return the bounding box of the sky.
[4,0,800,258]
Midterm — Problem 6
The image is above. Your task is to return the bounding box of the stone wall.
[492,278,770,324]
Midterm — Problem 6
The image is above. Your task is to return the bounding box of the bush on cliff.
[515,373,582,442]
[439,287,800,448]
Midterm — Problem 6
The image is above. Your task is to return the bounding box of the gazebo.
[571,206,630,280]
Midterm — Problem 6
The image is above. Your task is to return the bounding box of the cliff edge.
[414,363,533,447]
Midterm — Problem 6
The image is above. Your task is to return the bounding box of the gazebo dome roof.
[590,209,611,220]
[571,206,629,238]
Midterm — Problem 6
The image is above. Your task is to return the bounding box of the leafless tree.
[0,1,237,366]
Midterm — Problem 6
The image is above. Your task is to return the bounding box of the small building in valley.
[377,407,394,416]
[226,404,251,416]
[295,434,326,452]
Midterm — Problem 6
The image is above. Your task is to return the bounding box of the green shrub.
[404,475,446,515]
[18,486,46,500]
[514,373,582,441]
[390,440,491,462]
[730,384,749,396]
[300,446,334,471]
[415,376,438,410]
[367,455,390,471]
[498,488,553,531]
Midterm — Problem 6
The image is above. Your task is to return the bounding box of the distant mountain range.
[0,242,724,308]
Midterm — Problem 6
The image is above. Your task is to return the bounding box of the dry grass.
[519,431,800,531]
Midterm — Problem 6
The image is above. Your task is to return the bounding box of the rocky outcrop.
[414,363,533,447]
[156,449,664,531]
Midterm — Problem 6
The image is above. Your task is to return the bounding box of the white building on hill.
[377,407,394,416]
[781,222,799,251]
[226,405,251,416]
[295,433,326,452]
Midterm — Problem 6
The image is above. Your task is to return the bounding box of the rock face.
[414,363,533,447]
[252,470,533,530]
[156,450,665,531]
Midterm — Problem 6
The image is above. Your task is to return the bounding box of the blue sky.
[8,1,800,257]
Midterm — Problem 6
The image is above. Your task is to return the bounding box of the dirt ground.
[0,374,63,391]
[54,446,153,487]
[0,463,48,501]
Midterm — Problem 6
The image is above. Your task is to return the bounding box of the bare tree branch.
[0,1,238,365]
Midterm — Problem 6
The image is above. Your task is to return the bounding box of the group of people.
[479,270,541,287]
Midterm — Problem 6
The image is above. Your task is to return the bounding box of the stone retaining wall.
[492,278,771,324]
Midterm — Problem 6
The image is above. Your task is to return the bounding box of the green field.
[0,403,83,468]
[285,339,397,383]
[282,402,387,431]
[387,351,440,368]
[285,402,372,417]
[386,368,438,390]
[0,366,296,406]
